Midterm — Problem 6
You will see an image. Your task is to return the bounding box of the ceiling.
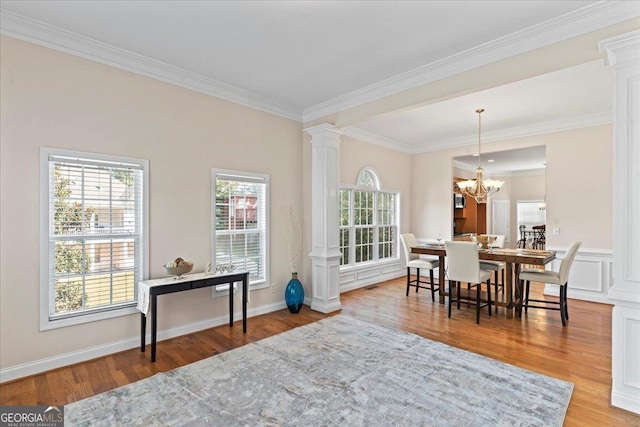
[1,1,639,165]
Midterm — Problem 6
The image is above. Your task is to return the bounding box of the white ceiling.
[1,0,638,168]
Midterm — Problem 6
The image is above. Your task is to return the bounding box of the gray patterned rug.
[66,315,573,426]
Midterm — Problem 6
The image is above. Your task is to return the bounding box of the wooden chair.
[518,242,581,326]
[400,233,440,302]
[445,241,492,324]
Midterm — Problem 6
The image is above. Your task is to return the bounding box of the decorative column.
[600,30,640,415]
[305,123,342,313]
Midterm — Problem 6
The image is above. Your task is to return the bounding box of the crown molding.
[345,111,612,154]
[1,3,633,125]
[451,161,545,176]
[0,9,303,122]
[340,126,414,153]
[303,1,639,122]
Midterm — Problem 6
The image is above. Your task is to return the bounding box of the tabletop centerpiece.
[164,257,193,279]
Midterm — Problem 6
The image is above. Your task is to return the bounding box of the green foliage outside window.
[53,167,94,312]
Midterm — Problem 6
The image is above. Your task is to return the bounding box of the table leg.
[242,276,247,333]
[438,255,446,304]
[140,313,146,352]
[229,281,234,327]
[151,294,157,362]
[505,263,514,319]
[514,264,523,317]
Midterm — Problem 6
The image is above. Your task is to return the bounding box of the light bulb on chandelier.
[456,108,504,204]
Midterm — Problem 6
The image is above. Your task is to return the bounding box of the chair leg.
[448,281,453,318]
[457,282,461,309]
[559,284,568,326]
[430,269,435,302]
[493,272,499,313]
[406,267,411,296]
[524,280,531,313]
[501,269,505,294]
[415,268,420,293]
[560,284,567,327]
[476,284,481,324]
[487,279,492,317]
[563,283,569,321]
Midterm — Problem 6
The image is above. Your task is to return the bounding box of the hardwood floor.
[1,277,639,426]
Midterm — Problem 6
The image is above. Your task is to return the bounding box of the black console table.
[138,271,249,362]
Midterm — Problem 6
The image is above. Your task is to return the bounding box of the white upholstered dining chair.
[400,233,440,302]
[479,234,506,310]
[445,241,492,324]
[518,242,581,327]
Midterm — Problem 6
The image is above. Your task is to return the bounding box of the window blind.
[47,154,144,320]
[213,170,268,284]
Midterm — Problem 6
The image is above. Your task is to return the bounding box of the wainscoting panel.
[543,247,612,304]
[339,260,404,293]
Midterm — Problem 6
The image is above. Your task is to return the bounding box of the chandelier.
[456,108,504,204]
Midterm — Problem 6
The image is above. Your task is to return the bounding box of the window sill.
[340,258,400,273]
[40,305,139,331]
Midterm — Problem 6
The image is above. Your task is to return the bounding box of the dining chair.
[400,233,440,302]
[444,241,492,324]
[479,234,506,310]
[518,242,581,326]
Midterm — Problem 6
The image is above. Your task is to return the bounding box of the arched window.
[339,168,398,266]
[356,168,380,190]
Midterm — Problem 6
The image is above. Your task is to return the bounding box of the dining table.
[411,244,556,318]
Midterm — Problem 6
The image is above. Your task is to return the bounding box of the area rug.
[66,315,573,426]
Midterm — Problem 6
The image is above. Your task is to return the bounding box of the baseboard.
[611,390,640,415]
[0,301,287,384]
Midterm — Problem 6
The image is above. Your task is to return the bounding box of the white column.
[305,123,342,313]
[600,30,640,415]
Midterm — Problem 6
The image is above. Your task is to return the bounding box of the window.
[212,169,268,287]
[517,201,546,230]
[40,148,148,330]
[339,168,398,267]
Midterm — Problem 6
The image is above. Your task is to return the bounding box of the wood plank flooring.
[1,277,639,426]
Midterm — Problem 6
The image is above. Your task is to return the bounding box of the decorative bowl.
[471,234,490,249]
[164,262,193,278]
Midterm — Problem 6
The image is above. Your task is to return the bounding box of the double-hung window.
[212,169,269,288]
[339,168,399,267]
[40,148,148,330]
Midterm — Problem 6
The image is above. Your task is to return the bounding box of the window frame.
[39,147,149,331]
[211,168,269,294]
[516,200,547,231]
[339,169,399,269]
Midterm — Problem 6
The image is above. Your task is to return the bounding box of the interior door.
[492,199,510,244]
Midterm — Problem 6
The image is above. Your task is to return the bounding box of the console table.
[138,271,249,362]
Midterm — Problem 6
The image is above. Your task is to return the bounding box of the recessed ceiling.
[347,59,614,153]
[1,1,637,153]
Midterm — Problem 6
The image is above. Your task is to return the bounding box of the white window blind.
[212,169,269,285]
[41,149,148,326]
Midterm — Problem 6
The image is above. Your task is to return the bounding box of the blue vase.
[285,273,304,313]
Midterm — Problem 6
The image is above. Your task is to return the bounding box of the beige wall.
[0,34,613,374]
[0,36,303,369]
[339,135,412,232]
[412,125,613,249]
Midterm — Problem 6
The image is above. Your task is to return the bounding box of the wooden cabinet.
[453,178,486,235]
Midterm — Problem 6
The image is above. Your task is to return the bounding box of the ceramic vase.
[285,272,304,313]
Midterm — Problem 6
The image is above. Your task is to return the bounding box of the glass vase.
[285,272,304,313]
